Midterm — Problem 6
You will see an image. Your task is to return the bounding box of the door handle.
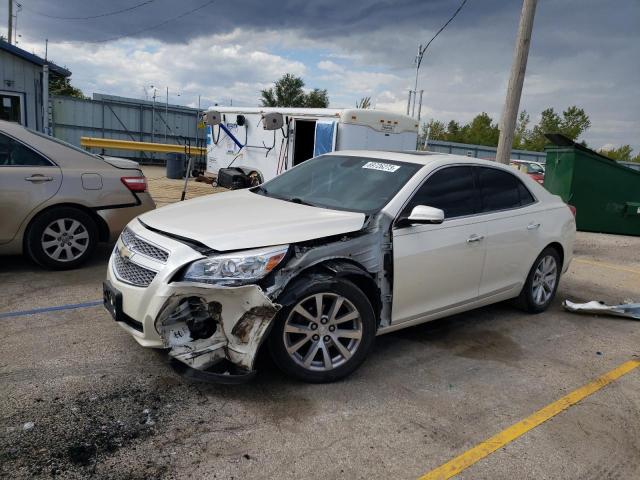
[527,223,541,230]
[467,234,484,243]
[24,175,53,182]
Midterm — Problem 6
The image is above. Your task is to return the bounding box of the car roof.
[0,120,108,169]
[333,149,507,168]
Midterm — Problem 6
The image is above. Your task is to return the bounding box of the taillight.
[568,204,576,217]
[121,176,147,192]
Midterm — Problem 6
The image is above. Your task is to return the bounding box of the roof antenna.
[45,38,48,61]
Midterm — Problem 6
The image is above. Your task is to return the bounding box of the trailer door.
[313,121,336,157]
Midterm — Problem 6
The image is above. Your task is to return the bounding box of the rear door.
[392,166,487,323]
[0,131,62,244]
[475,166,541,297]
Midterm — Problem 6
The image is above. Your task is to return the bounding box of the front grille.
[113,253,157,287]
[121,227,169,263]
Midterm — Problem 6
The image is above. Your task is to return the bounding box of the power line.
[21,0,157,20]
[408,0,470,118]
[417,0,469,69]
[90,0,215,43]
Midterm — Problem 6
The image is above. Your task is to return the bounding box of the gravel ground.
[1,232,639,479]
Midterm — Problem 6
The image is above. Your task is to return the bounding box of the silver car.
[0,120,155,269]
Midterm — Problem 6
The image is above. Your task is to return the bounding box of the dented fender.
[154,283,280,373]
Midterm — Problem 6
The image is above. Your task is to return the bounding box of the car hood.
[138,189,366,251]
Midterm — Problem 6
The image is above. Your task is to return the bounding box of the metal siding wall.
[0,50,40,129]
[51,94,201,163]
[427,139,546,163]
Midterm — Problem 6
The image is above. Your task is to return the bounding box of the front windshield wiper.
[286,197,316,207]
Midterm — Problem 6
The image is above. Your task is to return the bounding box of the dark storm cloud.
[11,0,640,149]
[16,0,508,44]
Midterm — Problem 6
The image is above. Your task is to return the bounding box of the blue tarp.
[314,121,335,157]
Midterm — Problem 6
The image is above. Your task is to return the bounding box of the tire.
[515,247,561,313]
[248,171,262,187]
[269,276,376,383]
[25,207,98,270]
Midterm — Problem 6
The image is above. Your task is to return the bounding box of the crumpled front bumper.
[154,283,280,372]
[105,221,280,381]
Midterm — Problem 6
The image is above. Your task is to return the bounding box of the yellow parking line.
[574,258,640,276]
[418,359,640,480]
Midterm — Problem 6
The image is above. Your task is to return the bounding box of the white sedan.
[103,151,576,383]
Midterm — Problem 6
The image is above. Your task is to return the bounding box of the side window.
[0,132,51,166]
[478,167,534,212]
[402,166,477,219]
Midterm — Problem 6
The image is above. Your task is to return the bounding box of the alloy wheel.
[283,293,363,372]
[531,255,557,305]
[41,218,90,262]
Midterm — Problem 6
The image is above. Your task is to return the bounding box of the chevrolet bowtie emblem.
[119,244,134,261]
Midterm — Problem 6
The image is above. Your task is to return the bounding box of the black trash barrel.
[166,153,185,179]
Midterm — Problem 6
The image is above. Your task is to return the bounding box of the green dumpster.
[543,134,640,236]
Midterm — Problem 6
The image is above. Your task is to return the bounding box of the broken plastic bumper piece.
[154,283,280,381]
[563,300,640,320]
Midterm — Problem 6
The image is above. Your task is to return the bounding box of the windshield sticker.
[362,161,401,173]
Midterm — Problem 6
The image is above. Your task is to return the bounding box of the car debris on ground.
[562,300,640,320]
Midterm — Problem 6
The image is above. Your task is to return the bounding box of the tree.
[304,88,329,108]
[446,120,463,143]
[421,119,447,141]
[49,76,84,98]
[525,108,561,151]
[355,96,372,109]
[599,145,633,162]
[524,106,591,151]
[513,110,530,149]
[463,112,499,147]
[260,74,328,108]
[559,106,591,141]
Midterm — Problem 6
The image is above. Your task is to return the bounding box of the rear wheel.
[515,247,561,313]
[269,277,376,383]
[26,207,98,270]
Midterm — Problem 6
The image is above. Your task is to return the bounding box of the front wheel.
[269,276,376,383]
[515,247,561,313]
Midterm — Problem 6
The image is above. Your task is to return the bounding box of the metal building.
[51,93,203,163]
[0,39,70,131]
[426,139,546,163]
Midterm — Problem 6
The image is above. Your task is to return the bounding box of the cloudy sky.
[6,0,640,151]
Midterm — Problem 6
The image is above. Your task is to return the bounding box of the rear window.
[0,132,52,166]
[478,167,535,212]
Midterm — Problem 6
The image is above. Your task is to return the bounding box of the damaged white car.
[103,151,576,383]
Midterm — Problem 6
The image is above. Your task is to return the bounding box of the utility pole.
[496,0,537,164]
[13,1,20,44]
[165,86,168,142]
[8,0,13,45]
[150,86,156,144]
[42,64,49,134]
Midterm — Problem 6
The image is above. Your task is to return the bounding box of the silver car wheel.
[531,255,557,306]
[41,218,90,262]
[283,293,363,372]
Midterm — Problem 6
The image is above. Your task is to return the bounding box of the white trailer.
[204,107,418,187]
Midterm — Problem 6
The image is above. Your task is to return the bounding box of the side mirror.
[406,205,445,225]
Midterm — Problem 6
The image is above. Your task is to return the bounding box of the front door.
[0,132,62,244]
[391,166,486,324]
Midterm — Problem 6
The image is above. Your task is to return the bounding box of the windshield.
[527,163,544,174]
[255,155,421,213]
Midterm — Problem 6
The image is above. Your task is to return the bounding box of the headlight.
[180,245,288,285]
